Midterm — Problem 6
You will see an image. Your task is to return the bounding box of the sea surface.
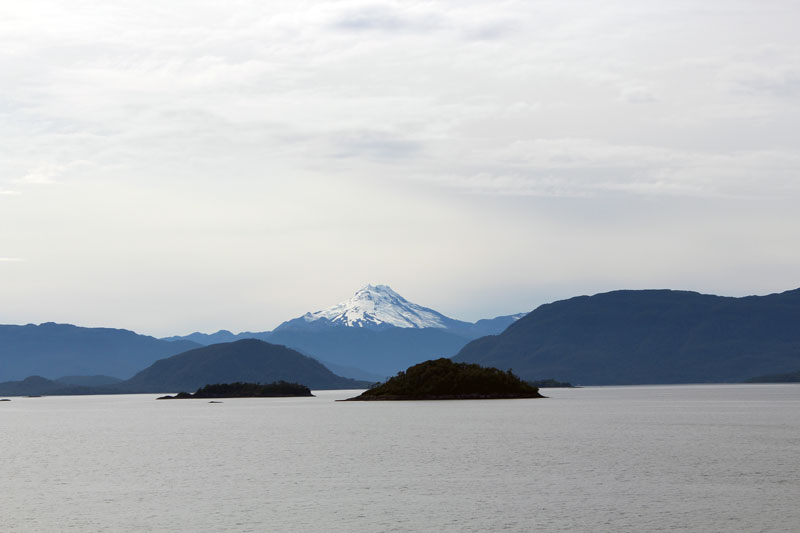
[2,385,799,532]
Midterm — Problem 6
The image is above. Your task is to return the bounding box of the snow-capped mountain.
[292,284,463,330]
[164,284,528,377]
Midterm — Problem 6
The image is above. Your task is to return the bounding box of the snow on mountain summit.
[301,284,453,329]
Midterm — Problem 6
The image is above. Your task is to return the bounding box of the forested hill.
[453,288,800,385]
[122,339,370,392]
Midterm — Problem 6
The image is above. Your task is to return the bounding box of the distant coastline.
[527,379,574,388]
[745,370,800,383]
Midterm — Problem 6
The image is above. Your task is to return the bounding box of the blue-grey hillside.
[266,326,470,378]
[164,285,524,377]
[0,323,199,381]
[454,288,800,385]
[745,370,800,383]
[55,375,123,387]
[0,375,123,396]
[0,376,127,396]
[121,339,369,392]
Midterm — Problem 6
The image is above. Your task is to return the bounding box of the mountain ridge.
[0,339,371,396]
[0,322,200,381]
[453,287,800,385]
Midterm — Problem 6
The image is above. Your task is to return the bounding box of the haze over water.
[3,385,799,532]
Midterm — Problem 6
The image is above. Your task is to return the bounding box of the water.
[2,385,799,532]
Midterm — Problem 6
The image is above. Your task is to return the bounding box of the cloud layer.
[1,0,799,334]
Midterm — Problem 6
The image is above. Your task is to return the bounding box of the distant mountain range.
[454,288,800,385]
[0,339,370,396]
[0,323,199,381]
[163,284,525,377]
[0,286,524,383]
[6,285,800,391]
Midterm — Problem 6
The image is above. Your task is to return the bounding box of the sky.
[2,0,799,336]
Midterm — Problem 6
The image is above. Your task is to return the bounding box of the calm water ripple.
[2,384,799,532]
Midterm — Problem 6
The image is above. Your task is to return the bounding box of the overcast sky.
[2,0,799,336]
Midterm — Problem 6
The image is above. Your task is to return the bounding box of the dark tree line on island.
[157,381,313,399]
[345,358,545,400]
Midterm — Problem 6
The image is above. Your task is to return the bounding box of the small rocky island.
[344,358,545,401]
[157,381,313,399]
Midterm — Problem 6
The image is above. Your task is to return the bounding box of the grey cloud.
[3,0,800,333]
[619,85,657,103]
[329,3,442,33]
[460,19,520,42]
[330,130,423,160]
[419,138,800,199]
[736,70,800,98]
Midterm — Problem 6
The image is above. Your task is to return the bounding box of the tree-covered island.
[343,358,545,401]
[157,381,313,399]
